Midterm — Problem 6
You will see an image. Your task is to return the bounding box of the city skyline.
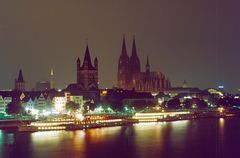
[0,0,239,93]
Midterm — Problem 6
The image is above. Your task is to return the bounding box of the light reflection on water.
[0,118,240,158]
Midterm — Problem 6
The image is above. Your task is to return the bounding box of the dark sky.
[0,0,239,93]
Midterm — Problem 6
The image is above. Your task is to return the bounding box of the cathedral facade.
[117,36,171,92]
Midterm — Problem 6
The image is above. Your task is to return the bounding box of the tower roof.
[17,69,24,82]
[82,45,94,69]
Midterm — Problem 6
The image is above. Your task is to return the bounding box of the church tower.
[15,69,25,91]
[129,36,141,88]
[76,44,98,90]
[117,35,130,89]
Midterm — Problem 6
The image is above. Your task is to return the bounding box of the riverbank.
[1,107,240,132]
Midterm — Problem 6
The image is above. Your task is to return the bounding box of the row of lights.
[96,119,123,124]
[38,126,66,130]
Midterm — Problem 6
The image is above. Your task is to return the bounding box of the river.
[1,117,240,158]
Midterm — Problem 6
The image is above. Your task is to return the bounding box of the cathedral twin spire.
[120,35,141,63]
[118,35,149,89]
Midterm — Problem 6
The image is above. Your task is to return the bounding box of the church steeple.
[118,34,130,89]
[131,36,137,57]
[83,45,94,69]
[121,34,128,57]
[130,36,141,75]
[76,43,98,90]
[15,69,25,91]
[17,69,24,82]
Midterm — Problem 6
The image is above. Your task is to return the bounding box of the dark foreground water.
[1,117,240,158]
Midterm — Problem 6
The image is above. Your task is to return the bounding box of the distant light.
[58,89,62,92]
[75,113,84,121]
[218,85,224,89]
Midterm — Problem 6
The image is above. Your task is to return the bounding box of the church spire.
[17,69,24,82]
[129,35,141,75]
[83,44,93,68]
[131,35,137,57]
[15,69,25,91]
[121,34,128,57]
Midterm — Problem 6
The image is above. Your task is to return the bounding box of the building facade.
[117,36,171,92]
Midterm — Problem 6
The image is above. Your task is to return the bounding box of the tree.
[66,101,80,113]
[166,99,180,109]
[6,101,24,115]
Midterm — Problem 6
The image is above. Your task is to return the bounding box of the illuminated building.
[15,69,25,91]
[53,96,67,113]
[34,93,50,111]
[117,36,171,92]
[24,98,35,112]
[69,95,84,108]
[0,96,12,113]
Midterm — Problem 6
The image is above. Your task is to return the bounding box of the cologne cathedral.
[117,36,171,92]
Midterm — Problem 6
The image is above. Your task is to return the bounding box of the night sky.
[0,0,239,93]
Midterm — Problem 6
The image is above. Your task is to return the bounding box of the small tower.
[146,56,150,73]
[50,68,54,89]
[15,69,25,91]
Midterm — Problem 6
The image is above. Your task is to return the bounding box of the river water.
[1,117,240,158]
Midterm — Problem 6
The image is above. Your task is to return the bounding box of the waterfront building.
[101,88,155,110]
[34,93,49,112]
[15,69,25,91]
[0,96,6,113]
[0,96,12,113]
[69,95,84,109]
[117,36,171,92]
[53,95,67,113]
[24,98,35,112]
